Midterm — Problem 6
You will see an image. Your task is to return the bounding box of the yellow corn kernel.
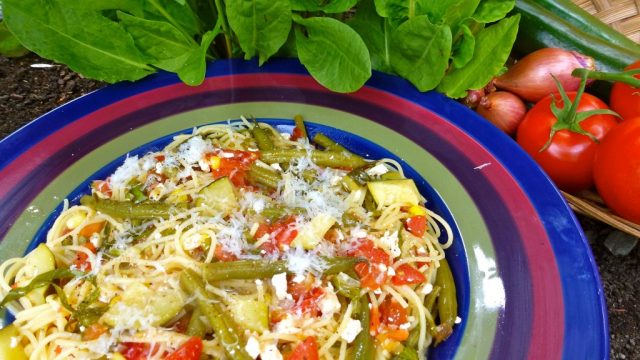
[65,213,86,230]
[408,205,427,216]
[166,188,189,204]
[382,339,404,354]
[208,156,221,170]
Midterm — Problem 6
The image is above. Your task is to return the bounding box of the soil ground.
[1,54,638,359]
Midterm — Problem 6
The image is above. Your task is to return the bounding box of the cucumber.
[23,244,56,305]
[102,283,183,328]
[196,177,238,215]
[292,213,337,249]
[529,0,640,53]
[367,179,421,207]
[226,294,269,332]
[0,324,27,360]
[514,0,639,72]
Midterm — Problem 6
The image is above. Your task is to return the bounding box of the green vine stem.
[572,68,640,88]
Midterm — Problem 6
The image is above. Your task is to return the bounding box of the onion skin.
[476,91,527,136]
[494,48,596,102]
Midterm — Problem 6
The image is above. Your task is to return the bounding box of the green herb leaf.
[390,16,452,91]
[348,0,392,72]
[451,24,474,69]
[373,0,427,26]
[291,0,357,13]
[0,269,84,309]
[0,21,29,57]
[3,0,154,82]
[293,16,371,93]
[472,0,515,23]
[419,0,480,26]
[144,0,201,38]
[226,0,291,65]
[117,11,197,72]
[53,277,108,327]
[58,0,145,17]
[438,14,520,98]
[178,29,218,86]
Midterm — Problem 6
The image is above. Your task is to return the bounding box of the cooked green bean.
[261,206,304,222]
[424,285,441,315]
[312,133,348,153]
[331,272,361,299]
[293,115,308,141]
[202,257,366,282]
[251,124,274,151]
[350,295,374,360]
[434,259,457,345]
[341,175,361,192]
[186,307,206,337]
[180,270,252,360]
[80,196,182,219]
[261,149,367,169]
[247,164,281,189]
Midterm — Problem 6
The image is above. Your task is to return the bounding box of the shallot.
[476,91,527,136]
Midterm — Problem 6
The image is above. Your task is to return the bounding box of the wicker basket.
[572,0,640,43]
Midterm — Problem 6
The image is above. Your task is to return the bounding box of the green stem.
[565,72,588,120]
[214,0,233,58]
[572,68,640,88]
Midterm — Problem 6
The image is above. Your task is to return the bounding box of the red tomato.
[610,61,640,120]
[270,215,299,247]
[288,277,324,316]
[348,240,391,290]
[593,117,640,223]
[92,180,112,197]
[379,298,408,328]
[165,337,203,360]
[120,343,160,360]
[214,244,238,262]
[73,242,96,271]
[291,126,305,141]
[516,92,619,193]
[405,215,426,237]
[289,336,319,360]
[391,264,426,285]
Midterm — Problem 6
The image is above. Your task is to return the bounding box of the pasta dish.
[0,116,458,360]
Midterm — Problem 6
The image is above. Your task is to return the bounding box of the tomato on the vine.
[516,92,619,193]
[610,60,640,120]
[593,118,640,223]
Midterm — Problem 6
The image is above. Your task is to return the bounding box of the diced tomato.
[165,337,203,360]
[405,215,427,237]
[254,223,270,241]
[82,323,108,341]
[208,150,260,187]
[348,240,391,290]
[120,342,160,360]
[270,215,298,247]
[290,126,305,141]
[78,221,105,238]
[288,276,324,316]
[92,180,112,197]
[154,154,165,162]
[73,242,97,271]
[288,336,319,360]
[391,264,426,286]
[214,244,238,262]
[379,298,408,328]
[55,346,62,354]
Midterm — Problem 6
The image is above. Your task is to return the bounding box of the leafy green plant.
[2,0,519,97]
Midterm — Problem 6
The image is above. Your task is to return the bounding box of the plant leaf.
[438,14,520,98]
[0,21,29,57]
[472,0,515,23]
[0,269,84,309]
[290,0,357,13]
[3,0,154,82]
[226,0,291,65]
[415,0,479,26]
[117,11,197,72]
[144,0,201,38]
[58,0,145,17]
[294,16,371,93]
[451,23,474,69]
[348,0,393,72]
[389,15,452,91]
[177,29,217,86]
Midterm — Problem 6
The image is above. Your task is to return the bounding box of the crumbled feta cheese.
[352,227,368,238]
[319,287,341,317]
[177,136,213,164]
[399,322,411,330]
[245,336,261,359]
[272,273,288,300]
[420,283,434,295]
[379,231,401,258]
[274,315,302,334]
[366,163,389,176]
[340,318,363,343]
[110,155,143,189]
[261,343,284,360]
[253,198,266,214]
[387,267,396,276]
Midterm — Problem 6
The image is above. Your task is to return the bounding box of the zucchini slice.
[102,283,183,329]
[0,324,27,359]
[367,179,421,207]
[23,244,56,305]
[196,177,238,215]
